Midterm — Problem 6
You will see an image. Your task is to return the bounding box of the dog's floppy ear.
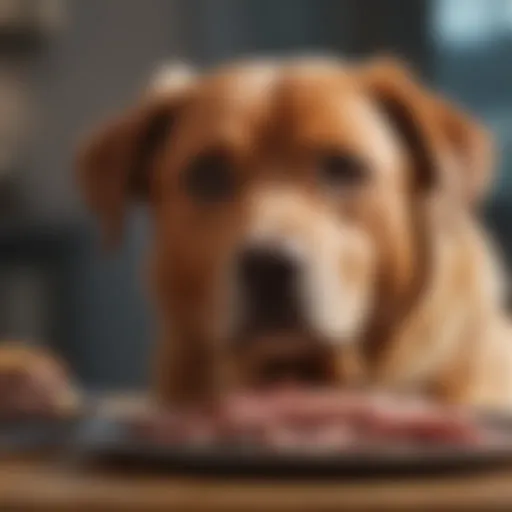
[363,58,494,205]
[76,63,195,248]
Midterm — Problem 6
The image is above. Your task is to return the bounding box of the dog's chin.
[232,329,340,390]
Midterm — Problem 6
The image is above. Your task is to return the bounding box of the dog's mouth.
[233,331,336,389]
[232,246,338,387]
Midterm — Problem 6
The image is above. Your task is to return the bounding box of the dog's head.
[77,57,493,388]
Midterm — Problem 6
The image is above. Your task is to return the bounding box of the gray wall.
[25,0,187,219]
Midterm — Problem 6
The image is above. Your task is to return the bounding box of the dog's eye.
[320,152,367,187]
[183,151,235,201]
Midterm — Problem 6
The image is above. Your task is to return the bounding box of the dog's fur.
[76,57,512,409]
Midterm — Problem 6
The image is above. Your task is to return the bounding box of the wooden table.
[4,455,512,511]
[3,396,512,511]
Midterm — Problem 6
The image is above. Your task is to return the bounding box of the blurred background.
[0,0,510,391]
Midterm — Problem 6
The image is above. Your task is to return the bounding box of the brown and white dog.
[76,56,512,410]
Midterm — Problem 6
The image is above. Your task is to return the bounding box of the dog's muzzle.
[237,245,303,334]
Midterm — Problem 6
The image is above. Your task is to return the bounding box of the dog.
[74,56,512,410]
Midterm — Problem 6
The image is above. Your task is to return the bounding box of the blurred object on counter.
[0,340,81,419]
[0,0,66,217]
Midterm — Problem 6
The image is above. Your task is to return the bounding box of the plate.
[72,414,512,479]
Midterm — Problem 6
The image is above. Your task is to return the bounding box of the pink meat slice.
[131,389,486,448]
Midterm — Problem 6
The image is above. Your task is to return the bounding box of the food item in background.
[130,388,487,451]
[0,342,81,419]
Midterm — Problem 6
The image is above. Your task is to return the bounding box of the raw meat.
[131,388,486,451]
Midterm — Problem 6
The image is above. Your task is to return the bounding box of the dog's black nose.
[238,246,300,330]
[240,247,297,288]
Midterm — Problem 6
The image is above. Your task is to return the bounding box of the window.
[433,0,512,199]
